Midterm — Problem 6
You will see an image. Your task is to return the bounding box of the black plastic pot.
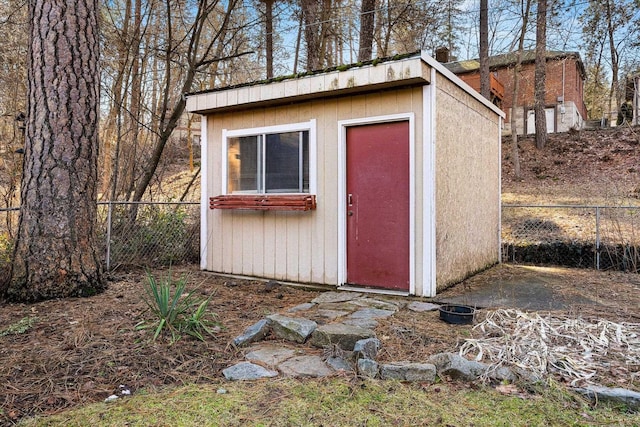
[438,304,475,324]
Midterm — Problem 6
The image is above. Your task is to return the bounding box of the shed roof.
[186,51,504,118]
[186,52,430,114]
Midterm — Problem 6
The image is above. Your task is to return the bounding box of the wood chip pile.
[459,309,640,388]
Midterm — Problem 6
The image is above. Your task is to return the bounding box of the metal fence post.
[595,206,601,271]
[105,201,113,271]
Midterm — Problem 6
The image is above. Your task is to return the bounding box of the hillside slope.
[502,125,640,205]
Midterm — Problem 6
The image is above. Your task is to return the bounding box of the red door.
[346,121,410,291]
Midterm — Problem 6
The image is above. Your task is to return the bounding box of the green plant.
[137,271,219,343]
[106,205,199,268]
[0,233,13,289]
[0,316,38,337]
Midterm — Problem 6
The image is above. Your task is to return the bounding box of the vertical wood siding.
[204,88,422,285]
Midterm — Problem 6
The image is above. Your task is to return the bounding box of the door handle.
[348,194,353,206]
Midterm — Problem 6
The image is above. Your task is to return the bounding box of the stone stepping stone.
[380,362,437,382]
[267,314,317,343]
[429,352,515,382]
[357,359,379,378]
[310,323,376,350]
[287,302,316,313]
[349,307,395,320]
[326,356,354,372]
[223,362,278,381]
[245,346,296,367]
[576,386,640,411]
[312,291,362,304]
[407,301,440,312]
[350,297,402,312]
[232,319,270,347]
[343,318,379,329]
[278,355,333,378]
[354,338,381,360]
[316,309,350,320]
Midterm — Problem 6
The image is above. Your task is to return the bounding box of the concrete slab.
[434,266,598,311]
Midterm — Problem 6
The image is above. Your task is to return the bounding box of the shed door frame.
[337,113,416,295]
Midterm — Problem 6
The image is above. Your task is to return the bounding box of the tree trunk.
[605,0,620,120]
[293,10,303,73]
[479,0,490,99]
[301,0,322,70]
[510,0,532,180]
[6,0,105,302]
[534,0,547,149]
[130,0,241,203]
[100,0,132,198]
[358,0,376,62]
[264,0,274,78]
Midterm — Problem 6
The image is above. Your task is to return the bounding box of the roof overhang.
[186,55,432,114]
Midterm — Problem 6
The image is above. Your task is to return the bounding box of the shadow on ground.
[433,263,640,316]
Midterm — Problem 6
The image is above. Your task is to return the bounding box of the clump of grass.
[0,316,38,337]
[137,271,219,343]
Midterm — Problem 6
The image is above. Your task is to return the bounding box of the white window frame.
[221,120,317,195]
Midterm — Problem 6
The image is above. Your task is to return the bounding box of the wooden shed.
[186,51,504,297]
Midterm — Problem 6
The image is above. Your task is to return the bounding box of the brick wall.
[458,55,587,125]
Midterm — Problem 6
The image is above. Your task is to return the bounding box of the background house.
[444,50,587,135]
[186,52,504,297]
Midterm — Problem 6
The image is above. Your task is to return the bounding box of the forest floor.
[502,123,640,205]
[1,125,640,425]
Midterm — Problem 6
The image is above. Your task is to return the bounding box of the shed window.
[225,123,314,194]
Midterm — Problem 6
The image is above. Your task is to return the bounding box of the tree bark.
[358,0,376,62]
[263,0,274,78]
[479,0,490,99]
[510,0,533,180]
[301,0,323,70]
[604,0,620,118]
[534,0,547,149]
[6,0,105,302]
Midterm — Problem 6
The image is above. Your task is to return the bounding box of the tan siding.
[320,99,339,284]
[434,76,501,290]
[251,214,264,276]
[298,217,313,282]
[274,212,287,280]
[231,213,243,274]
[202,88,423,286]
[263,214,276,278]
[286,213,300,281]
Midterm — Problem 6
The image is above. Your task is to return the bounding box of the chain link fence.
[502,205,640,272]
[0,202,200,273]
[3,203,640,273]
[98,202,200,270]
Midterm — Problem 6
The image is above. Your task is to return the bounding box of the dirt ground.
[502,125,640,204]
[2,126,640,424]
[1,265,640,425]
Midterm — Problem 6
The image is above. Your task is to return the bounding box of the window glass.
[227,130,309,194]
[227,135,259,193]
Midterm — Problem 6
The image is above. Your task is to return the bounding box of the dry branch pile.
[460,309,640,388]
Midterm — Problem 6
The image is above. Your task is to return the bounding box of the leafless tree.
[510,0,533,179]
[358,0,376,61]
[581,0,640,122]
[479,0,490,99]
[534,0,547,149]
